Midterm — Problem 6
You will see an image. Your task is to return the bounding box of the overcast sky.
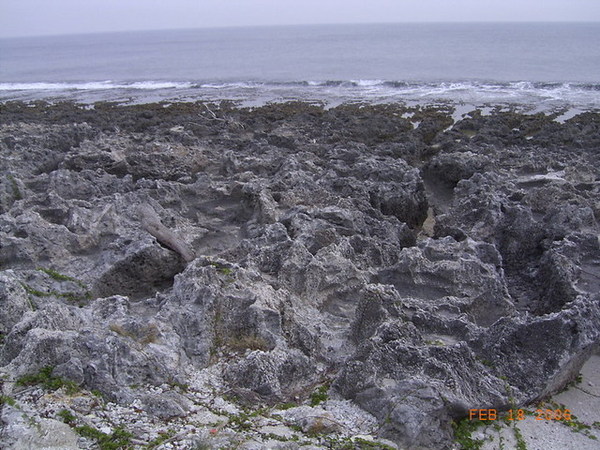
[1,0,600,38]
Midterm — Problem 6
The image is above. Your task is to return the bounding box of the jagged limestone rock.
[0,102,598,448]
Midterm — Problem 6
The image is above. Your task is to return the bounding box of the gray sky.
[1,0,600,38]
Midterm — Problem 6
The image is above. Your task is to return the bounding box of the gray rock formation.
[0,101,599,448]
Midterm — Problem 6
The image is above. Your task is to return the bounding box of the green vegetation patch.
[275,402,297,410]
[207,260,234,276]
[21,274,92,306]
[452,416,490,450]
[75,424,133,450]
[310,384,329,407]
[326,436,397,450]
[37,267,82,284]
[7,174,23,200]
[57,409,76,424]
[16,366,79,394]
[146,429,176,449]
[513,426,527,450]
[168,381,189,392]
[20,282,52,298]
[0,394,17,407]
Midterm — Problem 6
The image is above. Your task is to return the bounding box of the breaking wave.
[1,79,599,109]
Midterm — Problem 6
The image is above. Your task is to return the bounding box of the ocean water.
[1,23,599,110]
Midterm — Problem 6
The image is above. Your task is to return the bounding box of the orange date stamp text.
[468,408,572,421]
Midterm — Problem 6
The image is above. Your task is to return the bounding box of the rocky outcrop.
[0,101,599,448]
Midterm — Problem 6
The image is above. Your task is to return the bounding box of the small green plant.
[310,384,329,407]
[20,281,91,306]
[24,411,41,432]
[226,411,254,431]
[248,406,270,417]
[513,426,527,450]
[7,174,23,200]
[168,381,189,392]
[275,402,297,410]
[31,268,91,304]
[75,424,133,450]
[351,437,396,450]
[57,409,76,424]
[327,436,396,450]
[542,400,597,439]
[91,389,105,399]
[219,267,232,275]
[479,358,495,368]
[61,291,93,304]
[0,395,16,407]
[559,373,584,393]
[261,432,290,442]
[146,429,176,448]
[37,267,81,284]
[565,420,592,432]
[452,416,488,450]
[19,282,49,309]
[16,366,79,394]
[20,283,52,297]
[208,261,234,276]
[562,415,598,439]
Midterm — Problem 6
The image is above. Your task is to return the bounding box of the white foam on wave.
[362,81,600,107]
[324,80,600,109]
[351,79,385,87]
[2,78,599,111]
[200,82,258,89]
[126,81,194,90]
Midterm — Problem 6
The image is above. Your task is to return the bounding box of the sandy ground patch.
[479,354,600,449]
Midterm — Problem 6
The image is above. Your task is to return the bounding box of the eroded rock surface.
[0,101,599,448]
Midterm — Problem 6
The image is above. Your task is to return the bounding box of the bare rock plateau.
[0,101,599,449]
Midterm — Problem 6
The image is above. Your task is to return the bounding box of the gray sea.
[1,23,599,110]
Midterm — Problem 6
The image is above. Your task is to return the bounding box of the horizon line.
[1,20,599,40]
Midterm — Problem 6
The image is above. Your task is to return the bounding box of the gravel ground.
[481,354,600,450]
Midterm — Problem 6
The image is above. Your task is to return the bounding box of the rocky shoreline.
[1,100,599,449]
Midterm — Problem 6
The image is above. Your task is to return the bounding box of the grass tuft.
[16,366,79,395]
[57,409,76,424]
[513,426,527,450]
[109,323,160,345]
[0,395,17,407]
[7,174,23,200]
[452,416,488,450]
[75,424,133,450]
[310,384,329,407]
[37,267,79,283]
[227,333,269,352]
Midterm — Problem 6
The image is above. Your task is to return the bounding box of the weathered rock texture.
[0,101,599,448]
